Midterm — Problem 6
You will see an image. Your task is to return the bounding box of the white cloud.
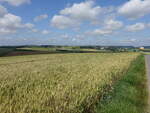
[130,38,137,42]
[118,0,150,19]
[42,30,50,34]
[0,5,36,35]
[51,1,104,29]
[105,19,123,30]
[90,29,113,35]
[34,14,48,22]
[51,15,79,29]
[120,38,137,43]
[0,0,31,6]
[0,5,7,17]
[0,13,23,34]
[60,1,101,21]
[24,23,34,29]
[32,28,38,32]
[0,12,34,35]
[88,19,123,36]
[126,23,146,32]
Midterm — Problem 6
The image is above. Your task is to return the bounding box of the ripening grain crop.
[0,53,139,113]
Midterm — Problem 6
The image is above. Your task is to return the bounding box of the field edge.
[96,55,148,113]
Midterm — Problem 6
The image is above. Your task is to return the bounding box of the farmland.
[0,46,137,57]
[0,53,139,113]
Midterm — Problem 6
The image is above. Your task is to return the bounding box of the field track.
[145,55,150,110]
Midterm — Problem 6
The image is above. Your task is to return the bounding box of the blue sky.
[0,0,150,46]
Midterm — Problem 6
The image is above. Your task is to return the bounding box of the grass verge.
[96,55,148,113]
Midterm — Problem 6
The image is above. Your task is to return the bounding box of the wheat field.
[0,53,139,113]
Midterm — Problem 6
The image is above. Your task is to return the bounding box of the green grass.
[96,55,148,113]
[0,48,15,56]
[141,49,150,52]
[17,47,57,52]
[18,47,102,53]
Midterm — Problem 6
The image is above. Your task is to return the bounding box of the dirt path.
[145,55,150,112]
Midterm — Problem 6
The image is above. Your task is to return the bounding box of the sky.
[0,0,150,46]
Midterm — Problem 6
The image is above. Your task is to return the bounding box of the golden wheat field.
[0,53,139,113]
